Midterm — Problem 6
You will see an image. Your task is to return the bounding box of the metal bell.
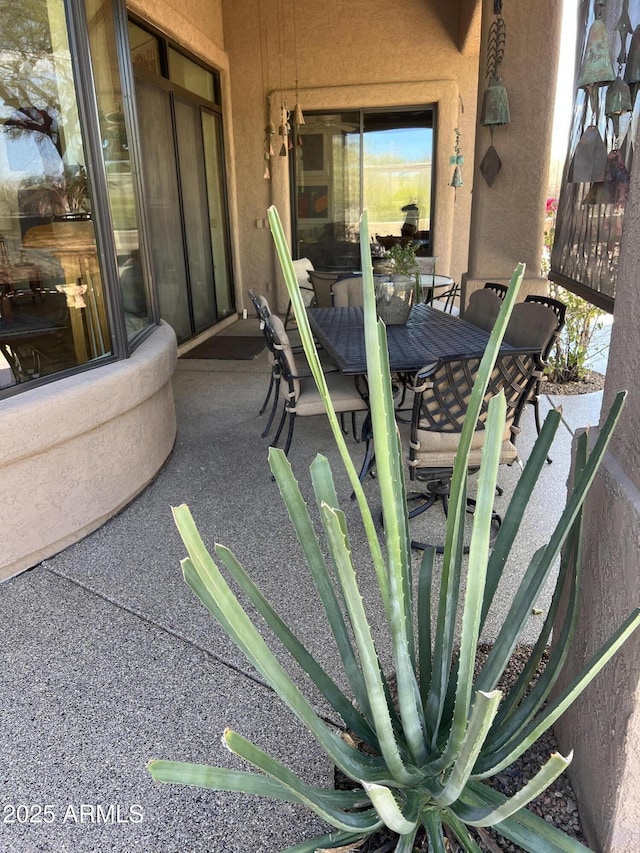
[624,25,640,83]
[480,76,510,127]
[577,19,616,88]
[450,165,463,188]
[606,76,632,115]
[568,125,609,183]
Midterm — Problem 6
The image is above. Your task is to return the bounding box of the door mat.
[180,336,266,360]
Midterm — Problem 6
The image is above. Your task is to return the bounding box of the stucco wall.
[222,0,481,314]
[0,324,177,581]
[554,446,640,852]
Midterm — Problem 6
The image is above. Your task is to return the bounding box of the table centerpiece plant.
[148,206,639,852]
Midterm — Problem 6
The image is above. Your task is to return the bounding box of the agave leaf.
[148,759,300,802]
[480,406,562,630]
[432,690,502,807]
[281,832,367,853]
[149,760,368,812]
[488,428,589,729]
[224,729,383,833]
[267,205,391,616]
[454,751,572,827]
[361,781,418,835]
[358,213,427,766]
[175,507,392,784]
[417,547,435,707]
[427,395,507,776]
[214,543,376,746]
[480,436,588,754]
[425,264,526,745]
[309,454,401,734]
[319,500,421,785]
[475,390,626,715]
[268,447,374,733]
[463,779,592,852]
[442,812,485,853]
[423,809,447,852]
[475,606,640,777]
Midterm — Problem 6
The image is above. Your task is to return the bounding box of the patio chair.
[522,294,567,460]
[400,348,542,551]
[248,289,284,438]
[331,276,364,307]
[484,281,509,299]
[284,257,316,329]
[308,270,340,308]
[464,288,503,332]
[267,314,369,457]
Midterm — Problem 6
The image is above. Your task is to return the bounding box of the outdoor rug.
[180,336,266,360]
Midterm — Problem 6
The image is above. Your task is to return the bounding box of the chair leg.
[259,371,275,415]
[261,379,281,438]
[270,404,288,447]
[282,411,296,456]
[532,392,553,464]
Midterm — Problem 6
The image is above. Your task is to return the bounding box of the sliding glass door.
[293,107,435,270]
[129,20,234,343]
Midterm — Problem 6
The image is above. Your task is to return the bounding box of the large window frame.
[290,106,436,269]
[0,0,157,400]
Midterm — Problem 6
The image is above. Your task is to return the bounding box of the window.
[292,108,435,269]
[0,0,153,395]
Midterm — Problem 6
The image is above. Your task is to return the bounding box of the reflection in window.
[85,0,151,338]
[293,109,434,270]
[0,0,110,389]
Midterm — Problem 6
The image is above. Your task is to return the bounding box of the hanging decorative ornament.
[479,1,510,187]
[449,128,464,196]
[263,119,275,180]
[570,0,616,183]
[576,0,616,119]
[292,97,305,148]
[278,102,290,156]
[606,75,632,140]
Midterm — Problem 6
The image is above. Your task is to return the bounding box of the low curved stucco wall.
[0,323,177,581]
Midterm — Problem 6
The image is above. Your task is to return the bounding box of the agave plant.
[149,206,639,852]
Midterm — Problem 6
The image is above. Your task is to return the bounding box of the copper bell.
[450,165,463,188]
[481,76,511,128]
[577,19,616,88]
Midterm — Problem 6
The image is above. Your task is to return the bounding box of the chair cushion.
[504,302,558,352]
[465,288,502,332]
[293,373,369,416]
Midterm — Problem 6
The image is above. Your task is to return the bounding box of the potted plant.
[375,241,420,325]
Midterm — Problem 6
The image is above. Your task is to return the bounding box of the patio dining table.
[307,303,508,376]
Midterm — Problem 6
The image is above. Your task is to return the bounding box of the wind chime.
[479,0,510,187]
[449,128,464,199]
[570,0,632,207]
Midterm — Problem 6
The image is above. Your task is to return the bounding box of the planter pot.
[375,275,415,325]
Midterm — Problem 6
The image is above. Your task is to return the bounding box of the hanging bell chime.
[292,102,305,127]
[568,125,609,183]
[450,165,463,188]
[606,75,633,139]
[480,76,511,130]
[577,18,616,89]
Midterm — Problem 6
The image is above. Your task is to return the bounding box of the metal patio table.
[307,303,506,375]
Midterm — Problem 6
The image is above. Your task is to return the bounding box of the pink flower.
[545,197,558,215]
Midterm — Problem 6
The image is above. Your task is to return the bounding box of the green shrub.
[546,284,605,384]
[148,207,638,852]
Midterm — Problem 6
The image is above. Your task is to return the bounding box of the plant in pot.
[148,207,639,852]
[375,241,420,324]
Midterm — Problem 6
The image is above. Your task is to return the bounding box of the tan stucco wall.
[222,0,482,314]
[0,324,177,581]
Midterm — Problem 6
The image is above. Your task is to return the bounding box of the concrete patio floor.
[0,318,607,852]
